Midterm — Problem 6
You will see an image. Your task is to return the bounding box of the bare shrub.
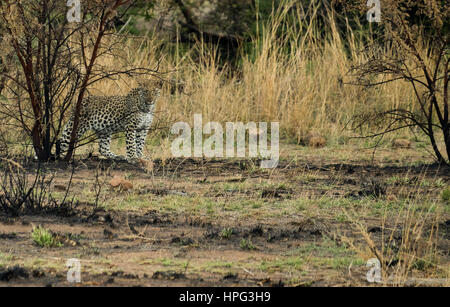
[0,158,76,216]
[345,0,449,164]
[342,200,447,286]
[0,0,159,162]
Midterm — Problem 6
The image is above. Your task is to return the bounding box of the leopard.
[58,81,163,161]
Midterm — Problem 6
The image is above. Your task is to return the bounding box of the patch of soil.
[0,266,29,282]
[152,271,186,280]
[171,237,195,246]
[0,156,448,286]
[0,232,18,239]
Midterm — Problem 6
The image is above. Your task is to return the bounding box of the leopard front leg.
[135,128,149,158]
[125,129,139,161]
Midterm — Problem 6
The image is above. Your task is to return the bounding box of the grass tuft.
[31,226,62,248]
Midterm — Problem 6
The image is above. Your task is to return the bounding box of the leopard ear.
[137,87,148,100]
[128,87,141,96]
[136,79,146,88]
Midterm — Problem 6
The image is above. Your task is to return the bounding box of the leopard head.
[129,80,163,112]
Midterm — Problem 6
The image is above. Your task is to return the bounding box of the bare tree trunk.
[64,0,132,162]
[444,59,449,162]
[1,0,150,162]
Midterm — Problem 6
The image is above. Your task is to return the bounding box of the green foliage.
[240,237,256,250]
[31,226,62,248]
[117,1,156,34]
[121,0,156,20]
[220,228,234,239]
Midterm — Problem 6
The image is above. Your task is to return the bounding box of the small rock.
[120,180,133,191]
[302,131,326,148]
[308,136,326,148]
[392,139,412,149]
[109,176,122,188]
[109,176,133,191]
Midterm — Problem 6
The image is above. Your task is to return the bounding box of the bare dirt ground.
[0,145,449,287]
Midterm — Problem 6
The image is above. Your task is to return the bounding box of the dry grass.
[1,0,444,159]
[84,0,420,149]
[341,186,449,286]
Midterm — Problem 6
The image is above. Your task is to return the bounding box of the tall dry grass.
[0,0,422,155]
[342,192,449,286]
[89,0,418,149]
